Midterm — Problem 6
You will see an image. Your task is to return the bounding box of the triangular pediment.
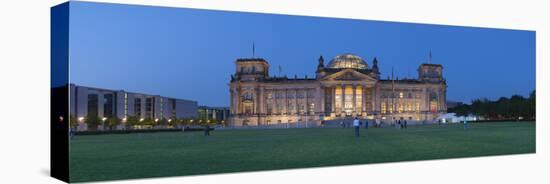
[322,69,377,82]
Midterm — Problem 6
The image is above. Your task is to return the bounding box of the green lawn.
[69,121,535,182]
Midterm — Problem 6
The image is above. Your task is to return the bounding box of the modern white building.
[436,113,478,123]
[69,84,198,129]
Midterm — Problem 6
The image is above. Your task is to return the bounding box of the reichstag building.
[229,53,447,126]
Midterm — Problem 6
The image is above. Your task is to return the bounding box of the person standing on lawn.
[397,119,402,129]
[353,117,360,137]
[204,124,211,136]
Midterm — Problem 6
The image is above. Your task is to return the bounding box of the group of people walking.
[395,119,408,129]
[349,117,410,137]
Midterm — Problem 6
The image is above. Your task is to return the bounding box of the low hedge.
[74,127,214,135]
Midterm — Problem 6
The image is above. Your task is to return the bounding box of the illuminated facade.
[228,54,447,126]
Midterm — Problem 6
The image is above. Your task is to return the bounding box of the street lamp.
[78,117,84,123]
[101,117,107,131]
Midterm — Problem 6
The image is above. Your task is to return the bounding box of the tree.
[86,115,101,131]
[69,115,78,129]
[167,116,177,127]
[125,116,139,129]
[528,90,536,119]
[188,119,197,126]
[209,118,219,125]
[448,90,535,121]
[448,104,470,117]
[198,117,209,126]
[141,118,154,128]
[509,95,526,119]
[182,118,195,127]
[157,118,168,128]
[495,97,510,119]
[106,117,121,130]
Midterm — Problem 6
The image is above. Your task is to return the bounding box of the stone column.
[318,86,324,115]
[259,87,264,114]
[305,89,309,115]
[331,86,335,113]
[341,84,345,115]
[352,85,357,115]
[361,86,366,115]
[295,89,299,115]
[235,88,240,114]
[230,88,234,114]
[274,89,278,114]
[256,87,262,115]
[283,89,288,115]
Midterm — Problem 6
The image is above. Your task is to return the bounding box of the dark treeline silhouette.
[448,90,535,120]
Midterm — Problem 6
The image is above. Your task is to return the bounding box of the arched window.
[381,102,387,114]
[430,101,437,112]
[398,103,404,113]
[429,92,438,112]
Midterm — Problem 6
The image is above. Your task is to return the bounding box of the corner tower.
[233,58,269,82]
[418,63,444,82]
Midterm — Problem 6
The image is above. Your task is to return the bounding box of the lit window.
[399,92,403,99]
[335,87,342,111]
[344,86,353,110]
[381,102,386,114]
[355,87,362,110]
[430,101,437,112]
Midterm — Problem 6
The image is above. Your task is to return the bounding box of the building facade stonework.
[228,54,447,126]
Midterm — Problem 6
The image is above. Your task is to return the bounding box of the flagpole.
[429,50,432,63]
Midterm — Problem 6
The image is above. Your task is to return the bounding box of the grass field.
[69,121,535,182]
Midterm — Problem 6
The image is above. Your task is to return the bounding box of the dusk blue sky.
[69,2,535,107]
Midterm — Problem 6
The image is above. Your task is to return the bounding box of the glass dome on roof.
[327,54,368,69]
